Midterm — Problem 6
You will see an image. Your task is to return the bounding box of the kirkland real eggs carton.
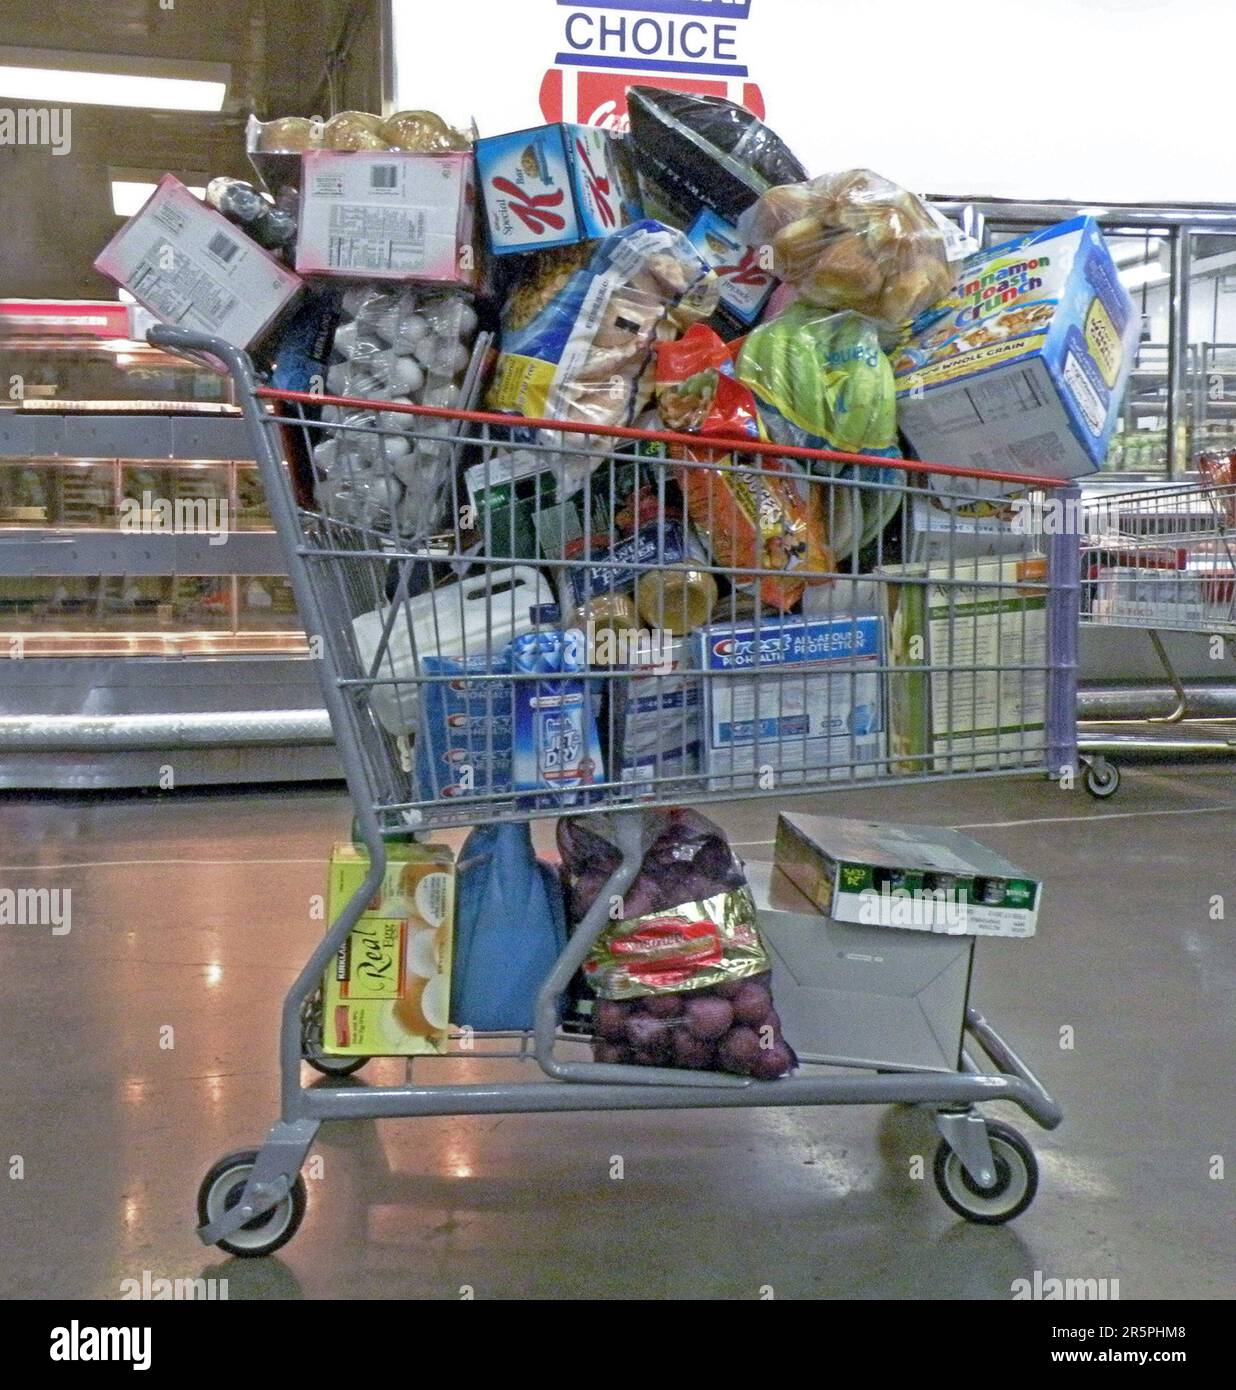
[322,842,455,1056]
[893,217,1138,479]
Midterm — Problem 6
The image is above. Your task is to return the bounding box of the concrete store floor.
[1,765,1233,1301]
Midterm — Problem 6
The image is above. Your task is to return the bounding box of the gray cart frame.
[149,325,1068,1252]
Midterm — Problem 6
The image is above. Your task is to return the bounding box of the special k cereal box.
[893,217,1137,479]
[475,123,641,255]
[322,842,455,1055]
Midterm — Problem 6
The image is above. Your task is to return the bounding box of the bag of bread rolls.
[737,170,953,328]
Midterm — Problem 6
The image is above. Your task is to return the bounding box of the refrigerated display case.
[0,312,334,788]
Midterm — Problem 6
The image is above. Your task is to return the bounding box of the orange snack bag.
[655,325,832,611]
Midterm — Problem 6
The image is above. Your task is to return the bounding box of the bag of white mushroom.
[312,285,479,536]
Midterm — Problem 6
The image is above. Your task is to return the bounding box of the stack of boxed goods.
[93,83,1100,1073]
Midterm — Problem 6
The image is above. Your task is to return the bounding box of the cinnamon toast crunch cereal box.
[893,217,1137,479]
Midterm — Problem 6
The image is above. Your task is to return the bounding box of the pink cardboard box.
[93,174,302,350]
[296,150,476,284]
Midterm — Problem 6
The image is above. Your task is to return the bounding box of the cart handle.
[146,322,255,380]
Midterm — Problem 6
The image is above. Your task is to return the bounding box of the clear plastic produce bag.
[737,169,953,327]
[314,285,478,535]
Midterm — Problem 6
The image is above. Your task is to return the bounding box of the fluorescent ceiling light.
[0,46,228,111]
[111,179,205,217]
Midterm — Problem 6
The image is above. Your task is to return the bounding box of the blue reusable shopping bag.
[451,821,567,1031]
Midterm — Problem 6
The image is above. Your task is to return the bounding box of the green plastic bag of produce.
[736,304,897,457]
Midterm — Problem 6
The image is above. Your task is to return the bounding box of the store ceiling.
[0,0,382,300]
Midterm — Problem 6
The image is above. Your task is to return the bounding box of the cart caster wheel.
[1083,757,1120,799]
[300,993,369,1076]
[303,1043,370,1077]
[933,1120,1039,1225]
[197,1149,306,1258]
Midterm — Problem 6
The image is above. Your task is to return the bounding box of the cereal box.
[893,217,1138,479]
[322,842,455,1055]
[475,123,641,255]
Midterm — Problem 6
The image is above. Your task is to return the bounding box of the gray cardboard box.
[747,860,974,1073]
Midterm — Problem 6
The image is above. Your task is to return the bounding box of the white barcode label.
[369,164,398,191]
[207,230,239,264]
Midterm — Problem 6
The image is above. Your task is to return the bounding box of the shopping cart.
[149,323,1073,1256]
[1078,471,1236,797]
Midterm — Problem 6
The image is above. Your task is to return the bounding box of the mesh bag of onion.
[557,809,797,1079]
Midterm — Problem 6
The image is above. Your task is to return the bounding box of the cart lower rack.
[150,324,1071,1256]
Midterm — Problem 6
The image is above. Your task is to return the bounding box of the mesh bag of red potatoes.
[557,809,796,1079]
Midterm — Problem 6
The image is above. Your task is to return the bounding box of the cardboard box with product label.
[893,216,1138,480]
[475,123,641,255]
[322,842,456,1055]
[879,555,1048,775]
[773,811,1041,938]
[746,860,974,1073]
[693,612,885,790]
[684,207,776,331]
[93,174,303,351]
[296,150,476,284]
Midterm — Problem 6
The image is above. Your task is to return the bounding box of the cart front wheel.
[933,1120,1039,1225]
[197,1149,306,1257]
[1084,756,1120,799]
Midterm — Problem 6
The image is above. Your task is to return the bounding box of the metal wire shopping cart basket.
[1078,469,1236,796]
[149,323,1073,1256]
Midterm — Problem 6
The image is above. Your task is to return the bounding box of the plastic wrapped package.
[736,302,898,456]
[557,808,796,1077]
[205,177,296,253]
[487,220,719,433]
[655,324,831,611]
[625,86,807,227]
[312,285,478,535]
[737,169,953,326]
[381,109,473,152]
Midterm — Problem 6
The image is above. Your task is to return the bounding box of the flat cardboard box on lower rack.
[774,811,1041,938]
[322,842,456,1055]
[746,861,974,1073]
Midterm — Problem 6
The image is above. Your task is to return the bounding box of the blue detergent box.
[475,123,641,255]
[416,632,603,804]
[893,217,1138,479]
[693,614,885,791]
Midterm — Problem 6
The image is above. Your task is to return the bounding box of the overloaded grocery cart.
[92,82,1134,1259]
[1078,459,1236,796]
[149,313,1073,1256]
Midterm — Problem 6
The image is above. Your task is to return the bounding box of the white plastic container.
[352,565,554,734]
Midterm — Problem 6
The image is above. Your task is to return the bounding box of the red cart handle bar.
[255,385,1071,491]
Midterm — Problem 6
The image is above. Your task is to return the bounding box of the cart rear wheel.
[933,1120,1038,1225]
[300,992,369,1076]
[197,1149,306,1258]
[1084,756,1120,799]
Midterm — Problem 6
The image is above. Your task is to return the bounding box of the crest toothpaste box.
[893,217,1137,479]
[693,613,885,790]
[475,122,641,254]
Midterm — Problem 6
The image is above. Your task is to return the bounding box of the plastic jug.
[451,821,567,1031]
[352,565,554,734]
